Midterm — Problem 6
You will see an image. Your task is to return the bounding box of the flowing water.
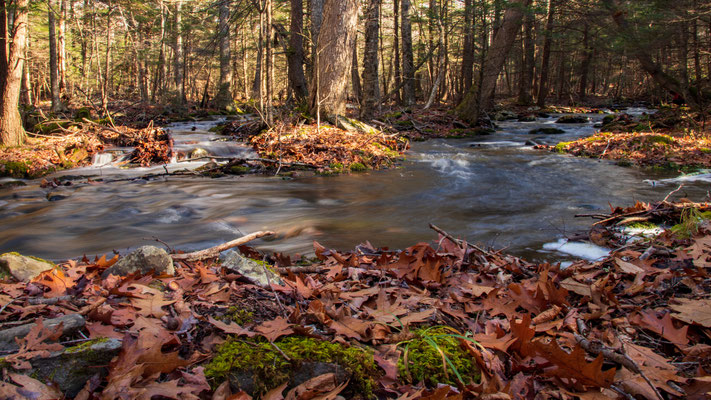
[1,109,710,263]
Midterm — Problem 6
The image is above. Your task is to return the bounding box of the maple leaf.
[533,339,616,388]
[5,318,64,370]
[670,298,711,328]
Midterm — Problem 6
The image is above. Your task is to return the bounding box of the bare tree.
[0,0,29,146]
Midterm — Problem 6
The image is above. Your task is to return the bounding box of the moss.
[64,338,110,354]
[554,141,574,153]
[397,327,480,387]
[229,165,251,174]
[74,107,92,121]
[395,120,414,128]
[0,160,35,178]
[248,258,278,274]
[204,336,378,397]
[646,135,676,145]
[615,159,633,167]
[209,125,226,134]
[349,162,367,172]
[626,222,659,230]
[384,111,402,119]
[602,114,616,125]
[224,307,254,325]
[329,162,344,172]
[0,252,55,267]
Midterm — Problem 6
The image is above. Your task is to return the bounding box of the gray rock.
[332,115,378,134]
[190,148,210,159]
[528,127,565,135]
[29,338,122,397]
[555,115,590,124]
[517,114,537,122]
[222,251,282,288]
[493,110,518,121]
[0,253,54,282]
[227,361,348,396]
[101,245,174,278]
[0,314,86,352]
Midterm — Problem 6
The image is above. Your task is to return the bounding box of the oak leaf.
[533,339,615,388]
[670,298,711,328]
[630,310,689,346]
[5,318,64,370]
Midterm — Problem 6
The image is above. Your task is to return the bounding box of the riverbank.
[0,199,709,399]
[542,107,711,170]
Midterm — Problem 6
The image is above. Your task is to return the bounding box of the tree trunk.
[400,0,415,105]
[460,0,474,98]
[457,0,529,125]
[360,0,380,118]
[265,0,273,123]
[58,0,67,95]
[0,0,29,146]
[310,0,324,60]
[351,34,362,103]
[215,0,233,108]
[392,0,401,103]
[288,0,308,101]
[517,8,534,105]
[173,0,185,104]
[48,0,61,111]
[578,23,592,99]
[535,0,555,107]
[308,0,358,117]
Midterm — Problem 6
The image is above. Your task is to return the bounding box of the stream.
[1,108,710,263]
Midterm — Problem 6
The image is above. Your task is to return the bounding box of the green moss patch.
[204,336,378,397]
[398,327,480,387]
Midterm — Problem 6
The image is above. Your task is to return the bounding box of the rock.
[537,112,551,118]
[492,110,518,121]
[222,251,282,287]
[555,115,590,124]
[227,361,349,396]
[0,252,54,282]
[525,140,540,146]
[0,314,86,352]
[332,115,378,134]
[190,148,210,159]
[101,245,174,279]
[517,114,537,122]
[28,338,122,397]
[528,128,565,135]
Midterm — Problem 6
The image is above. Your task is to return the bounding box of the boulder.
[528,128,565,135]
[190,148,210,159]
[222,251,283,288]
[0,314,86,353]
[0,252,54,282]
[492,110,518,121]
[227,361,349,396]
[332,115,379,135]
[101,245,174,278]
[555,115,590,124]
[28,338,122,397]
[517,114,537,122]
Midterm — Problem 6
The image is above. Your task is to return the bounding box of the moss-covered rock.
[349,162,367,172]
[555,115,590,124]
[529,127,565,135]
[204,336,378,398]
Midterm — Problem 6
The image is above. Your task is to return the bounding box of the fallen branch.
[429,223,492,256]
[171,231,276,261]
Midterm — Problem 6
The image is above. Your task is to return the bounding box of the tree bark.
[48,0,61,111]
[58,0,67,95]
[536,0,555,107]
[0,0,29,146]
[392,0,401,103]
[360,0,380,118]
[288,0,308,101]
[578,22,592,99]
[173,0,185,104]
[460,0,474,97]
[215,0,233,108]
[307,0,358,117]
[457,0,530,125]
[400,0,415,105]
[351,33,362,103]
[517,8,534,104]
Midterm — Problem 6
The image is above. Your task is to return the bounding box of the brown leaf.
[0,373,63,400]
[533,339,616,388]
[208,316,255,336]
[670,298,711,327]
[630,310,689,346]
[284,373,347,400]
[255,317,295,342]
[5,318,64,369]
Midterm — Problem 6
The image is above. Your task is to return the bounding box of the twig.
[28,296,73,305]
[0,300,14,315]
[661,183,685,204]
[79,298,106,316]
[260,257,287,319]
[277,265,328,274]
[429,223,492,256]
[171,231,275,261]
[575,333,664,400]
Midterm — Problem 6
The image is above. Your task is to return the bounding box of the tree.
[287,0,307,101]
[360,0,380,117]
[457,0,530,124]
[307,0,358,118]
[214,0,233,109]
[536,0,556,107]
[48,0,61,111]
[400,0,414,105]
[0,0,29,146]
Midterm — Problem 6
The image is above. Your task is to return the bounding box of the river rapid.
[1,109,710,263]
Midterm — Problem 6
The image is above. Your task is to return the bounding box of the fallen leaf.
[670,298,711,327]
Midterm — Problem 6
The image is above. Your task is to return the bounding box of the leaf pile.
[1,201,711,398]
[248,122,408,171]
[547,131,711,169]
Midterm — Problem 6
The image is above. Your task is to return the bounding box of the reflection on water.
[0,111,708,262]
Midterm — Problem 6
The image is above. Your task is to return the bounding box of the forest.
[1,0,711,398]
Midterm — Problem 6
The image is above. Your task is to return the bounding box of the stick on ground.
[171,231,275,261]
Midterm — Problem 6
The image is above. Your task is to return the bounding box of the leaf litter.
[0,200,710,399]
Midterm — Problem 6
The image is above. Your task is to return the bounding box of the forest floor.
[1,199,710,399]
